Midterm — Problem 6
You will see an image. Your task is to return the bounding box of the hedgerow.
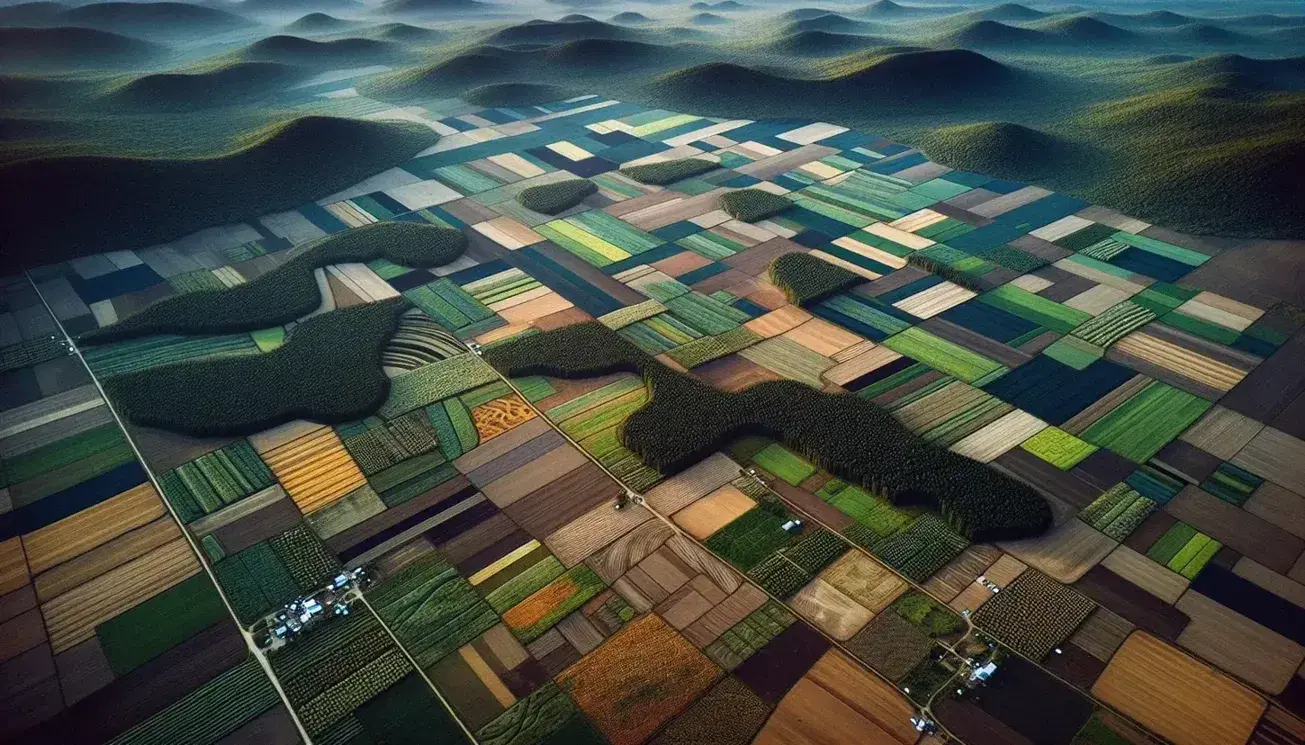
[516,178,597,215]
[620,157,719,185]
[768,253,865,305]
[483,322,1052,542]
[904,252,988,292]
[719,189,794,223]
[101,298,410,436]
[81,222,466,344]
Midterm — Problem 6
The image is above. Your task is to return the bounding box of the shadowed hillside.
[0,116,439,265]
[61,2,252,36]
[781,8,841,22]
[1069,84,1305,238]
[858,0,936,19]
[238,35,403,66]
[610,12,651,24]
[692,1,747,10]
[366,45,524,96]
[940,20,1046,48]
[363,36,691,100]
[964,3,1048,22]
[653,48,1015,106]
[286,12,351,32]
[0,2,70,24]
[380,0,487,16]
[942,15,1141,50]
[1147,53,1305,91]
[831,48,1012,92]
[366,21,446,42]
[241,0,362,11]
[485,18,634,44]
[462,82,570,106]
[1039,16,1137,43]
[692,13,729,25]
[1164,23,1252,46]
[102,62,307,111]
[765,29,886,56]
[0,27,164,70]
[0,74,91,108]
[0,115,75,141]
[1218,13,1305,28]
[1086,9,1190,28]
[786,13,880,35]
[543,38,668,67]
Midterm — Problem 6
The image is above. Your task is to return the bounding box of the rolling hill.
[102,62,307,111]
[0,116,439,266]
[543,38,668,67]
[462,82,570,107]
[964,3,1048,22]
[379,0,487,16]
[240,0,362,12]
[485,17,633,44]
[363,46,525,97]
[653,48,1015,107]
[610,11,651,24]
[1086,10,1190,28]
[1069,83,1305,238]
[0,2,68,25]
[831,48,1013,93]
[0,26,164,70]
[940,20,1046,48]
[919,121,1089,180]
[1148,53,1305,91]
[367,22,446,42]
[0,115,75,142]
[285,12,352,32]
[765,29,885,56]
[692,1,747,10]
[0,74,91,108]
[61,2,252,36]
[786,13,879,35]
[692,12,728,25]
[781,8,845,22]
[1164,23,1251,46]
[1216,14,1305,28]
[238,35,403,66]
[858,0,935,19]
[1039,16,1138,44]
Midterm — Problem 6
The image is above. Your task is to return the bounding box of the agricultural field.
[4,6,1305,744]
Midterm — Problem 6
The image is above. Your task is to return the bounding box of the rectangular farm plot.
[154,440,276,522]
[1175,590,1305,694]
[261,425,367,515]
[536,210,664,268]
[368,551,499,669]
[754,649,919,745]
[980,284,1093,334]
[557,614,720,745]
[882,327,1004,383]
[1081,381,1211,463]
[502,564,606,643]
[971,569,1095,660]
[1093,632,1266,745]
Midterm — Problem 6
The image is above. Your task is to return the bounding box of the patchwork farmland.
[3,76,1304,745]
